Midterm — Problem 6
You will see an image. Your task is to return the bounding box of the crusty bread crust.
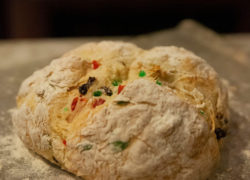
[12,41,229,180]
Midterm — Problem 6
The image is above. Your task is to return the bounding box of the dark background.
[0,0,250,39]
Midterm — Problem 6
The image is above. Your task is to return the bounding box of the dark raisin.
[215,128,226,140]
[106,89,113,96]
[88,77,96,85]
[79,77,96,95]
[79,84,89,95]
[101,86,113,96]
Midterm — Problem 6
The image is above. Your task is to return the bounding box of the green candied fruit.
[200,110,205,115]
[139,70,146,77]
[81,144,92,151]
[112,141,129,151]
[117,101,130,105]
[63,107,69,112]
[93,90,102,97]
[112,79,122,86]
[156,80,162,86]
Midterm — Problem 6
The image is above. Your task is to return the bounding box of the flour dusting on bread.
[12,41,229,180]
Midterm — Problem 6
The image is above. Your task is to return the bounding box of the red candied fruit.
[71,97,79,111]
[118,85,125,94]
[92,98,105,108]
[63,139,67,146]
[92,60,100,69]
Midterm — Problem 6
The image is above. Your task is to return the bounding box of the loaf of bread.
[12,41,229,180]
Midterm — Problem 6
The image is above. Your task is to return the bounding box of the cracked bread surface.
[12,41,229,180]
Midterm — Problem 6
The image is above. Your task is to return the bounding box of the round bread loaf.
[12,41,229,180]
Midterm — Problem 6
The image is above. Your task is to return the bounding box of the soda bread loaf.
[12,41,229,180]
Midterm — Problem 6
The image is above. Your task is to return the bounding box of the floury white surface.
[11,39,228,180]
[1,20,250,179]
